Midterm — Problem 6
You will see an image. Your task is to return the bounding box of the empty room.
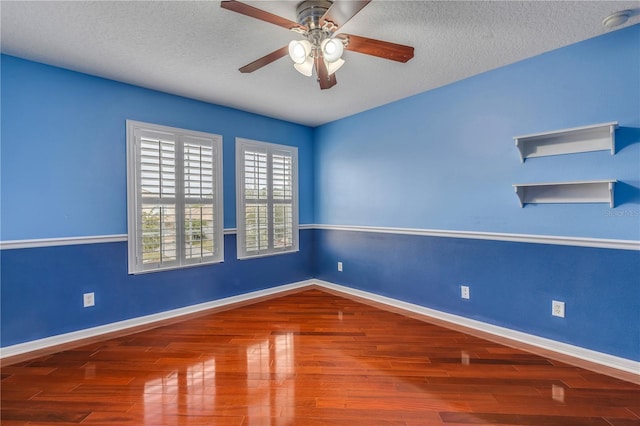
[1,1,639,424]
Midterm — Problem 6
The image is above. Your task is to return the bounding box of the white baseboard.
[2,277,638,379]
[0,280,314,359]
[312,279,640,376]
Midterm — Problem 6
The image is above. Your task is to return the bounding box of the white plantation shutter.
[272,151,294,249]
[243,150,269,253]
[127,121,223,274]
[139,132,178,265]
[183,137,219,264]
[236,138,298,259]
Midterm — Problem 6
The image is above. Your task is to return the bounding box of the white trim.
[312,280,640,376]
[0,234,128,250]
[2,225,638,251]
[0,280,314,359]
[0,226,316,250]
[312,224,640,251]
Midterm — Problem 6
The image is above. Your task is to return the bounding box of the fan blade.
[320,0,371,30]
[239,46,289,73]
[338,33,414,63]
[315,55,337,90]
[221,1,307,31]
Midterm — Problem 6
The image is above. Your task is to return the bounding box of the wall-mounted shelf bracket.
[514,122,618,162]
[513,180,616,208]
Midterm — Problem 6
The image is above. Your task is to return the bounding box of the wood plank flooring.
[2,288,639,425]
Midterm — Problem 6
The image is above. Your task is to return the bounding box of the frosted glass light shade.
[326,58,345,75]
[288,40,312,64]
[294,56,314,76]
[321,38,344,63]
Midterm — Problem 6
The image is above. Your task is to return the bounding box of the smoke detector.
[602,10,631,29]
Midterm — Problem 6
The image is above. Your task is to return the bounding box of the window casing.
[236,138,298,259]
[126,120,223,274]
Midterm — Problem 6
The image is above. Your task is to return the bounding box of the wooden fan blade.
[338,33,414,63]
[315,55,337,90]
[320,0,371,30]
[239,46,289,73]
[221,1,307,31]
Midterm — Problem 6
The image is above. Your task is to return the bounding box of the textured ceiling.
[1,1,638,127]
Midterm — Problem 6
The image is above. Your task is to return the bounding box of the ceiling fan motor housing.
[296,0,332,29]
[296,0,337,48]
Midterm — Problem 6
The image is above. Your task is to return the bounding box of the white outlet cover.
[461,285,470,299]
[83,292,95,308]
[337,262,343,272]
[552,300,565,317]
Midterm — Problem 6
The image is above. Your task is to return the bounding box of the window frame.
[126,120,224,274]
[236,138,299,260]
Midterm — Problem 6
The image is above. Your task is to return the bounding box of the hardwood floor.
[2,288,639,425]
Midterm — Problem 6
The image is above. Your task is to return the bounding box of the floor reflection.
[143,333,295,423]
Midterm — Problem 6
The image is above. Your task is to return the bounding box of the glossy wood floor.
[2,289,639,425]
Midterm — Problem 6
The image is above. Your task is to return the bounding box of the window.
[126,120,223,274]
[236,138,298,259]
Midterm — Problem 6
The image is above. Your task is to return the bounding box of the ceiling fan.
[220,0,414,90]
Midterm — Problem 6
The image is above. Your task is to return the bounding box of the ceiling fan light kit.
[220,0,414,90]
[289,0,346,78]
[288,35,346,77]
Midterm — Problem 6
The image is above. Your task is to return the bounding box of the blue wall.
[313,25,640,360]
[2,26,639,362]
[1,55,314,240]
[0,55,315,346]
[315,25,640,240]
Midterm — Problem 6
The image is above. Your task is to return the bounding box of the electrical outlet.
[337,262,343,272]
[552,300,565,318]
[83,292,95,308]
[461,285,470,299]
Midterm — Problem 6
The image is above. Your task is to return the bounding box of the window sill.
[129,259,224,275]
[237,248,300,261]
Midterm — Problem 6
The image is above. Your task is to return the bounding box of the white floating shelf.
[513,180,616,208]
[514,122,618,162]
